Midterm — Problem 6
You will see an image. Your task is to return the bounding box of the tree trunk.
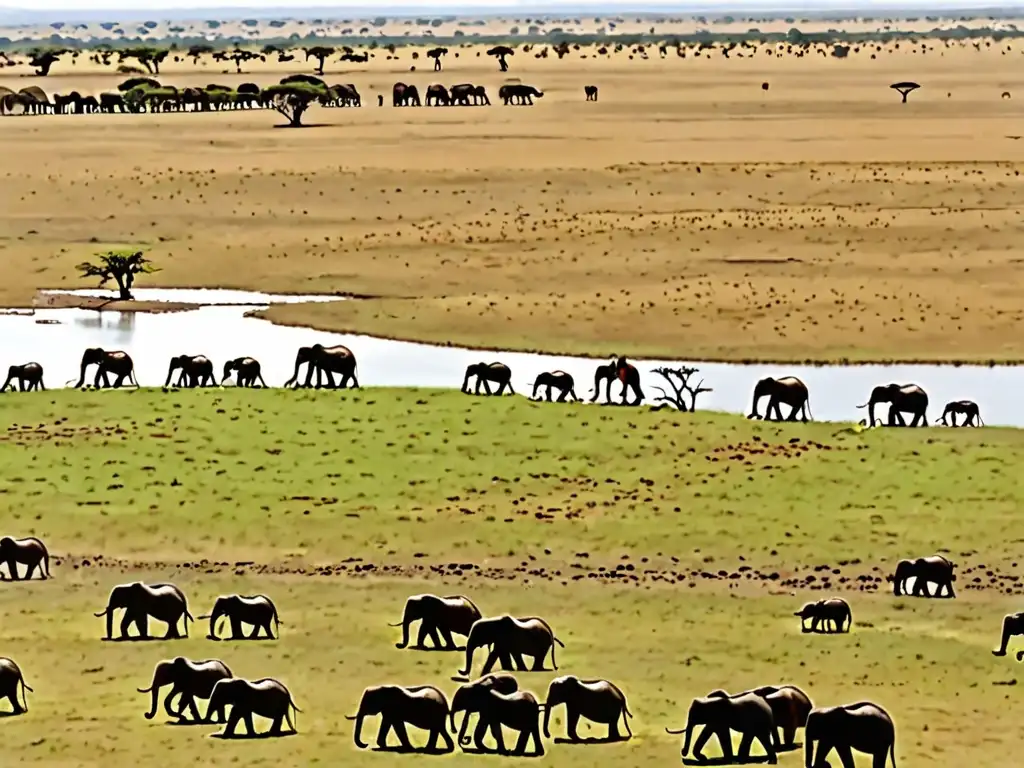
[289,104,307,127]
[114,273,132,301]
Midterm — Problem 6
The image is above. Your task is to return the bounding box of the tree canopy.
[304,46,335,75]
[75,250,159,301]
[118,47,169,75]
[27,48,68,76]
[262,82,326,127]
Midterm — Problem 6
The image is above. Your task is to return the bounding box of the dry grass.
[4,45,1024,361]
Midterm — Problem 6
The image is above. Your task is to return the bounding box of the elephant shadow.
[682,757,774,766]
[0,710,25,719]
[553,736,630,746]
[209,729,298,740]
[459,745,544,758]
[165,718,211,727]
[102,636,175,643]
[370,744,453,755]
[408,644,467,653]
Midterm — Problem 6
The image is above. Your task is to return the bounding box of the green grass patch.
[0,388,1019,765]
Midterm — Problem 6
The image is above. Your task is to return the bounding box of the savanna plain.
[2,11,1024,767]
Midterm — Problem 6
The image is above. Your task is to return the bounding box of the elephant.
[707,685,813,749]
[346,684,454,752]
[391,594,482,650]
[857,383,928,427]
[499,84,544,105]
[99,92,126,113]
[425,84,451,106]
[0,658,32,715]
[450,83,489,106]
[138,657,232,722]
[450,673,519,749]
[165,354,215,388]
[805,702,896,768]
[543,675,633,742]
[471,85,491,105]
[459,615,564,677]
[748,376,812,422]
[71,348,138,389]
[937,400,983,427]
[180,87,210,112]
[222,357,268,388]
[589,357,644,405]
[892,554,955,597]
[283,344,359,389]
[795,598,852,634]
[393,82,422,106]
[53,90,83,114]
[667,691,777,764]
[531,371,579,402]
[992,612,1024,658]
[80,95,99,113]
[206,677,301,737]
[467,689,545,756]
[199,594,281,640]
[94,581,194,641]
[585,85,599,101]
[462,362,514,396]
[0,536,50,580]
[1,362,45,392]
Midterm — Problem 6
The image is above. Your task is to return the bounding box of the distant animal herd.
[2,537,1021,763]
[0,76,602,116]
[0,345,987,428]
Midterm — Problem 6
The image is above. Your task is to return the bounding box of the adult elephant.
[748,376,811,422]
[459,615,564,676]
[993,612,1024,658]
[206,677,301,737]
[450,83,477,105]
[707,685,812,749]
[390,594,482,650]
[425,84,451,106]
[346,684,453,752]
[543,675,633,742]
[794,597,852,633]
[70,348,138,389]
[667,691,776,764]
[165,354,215,388]
[499,84,544,105]
[450,673,519,749]
[805,702,896,768]
[393,82,421,106]
[53,90,83,114]
[937,399,983,427]
[199,594,281,640]
[1,362,44,392]
[138,657,232,722]
[466,689,545,756]
[892,554,955,597]
[589,358,644,405]
[99,92,126,113]
[857,383,928,427]
[180,87,210,112]
[283,344,359,389]
[0,658,32,715]
[472,85,491,105]
[0,536,50,580]
[94,581,194,641]
[461,362,514,396]
[531,371,578,402]
[80,95,99,113]
[222,357,267,388]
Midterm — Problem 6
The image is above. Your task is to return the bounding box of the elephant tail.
[128,368,139,388]
[344,715,359,720]
[42,551,51,578]
[889,734,896,767]
[93,609,110,617]
[137,685,154,693]
[665,727,686,735]
[855,402,869,409]
[554,636,566,647]
[805,398,814,421]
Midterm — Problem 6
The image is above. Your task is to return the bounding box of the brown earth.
[3,42,1024,362]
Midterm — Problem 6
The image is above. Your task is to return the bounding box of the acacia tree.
[213,48,263,73]
[263,82,326,127]
[187,44,214,63]
[118,47,169,75]
[304,46,335,75]
[28,49,68,76]
[76,250,159,301]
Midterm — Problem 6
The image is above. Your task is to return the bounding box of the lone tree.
[212,48,264,73]
[304,45,335,75]
[187,44,214,63]
[487,45,514,71]
[890,81,920,103]
[28,49,68,76]
[650,366,713,412]
[263,82,326,127]
[76,250,159,301]
[118,47,169,75]
[427,46,448,71]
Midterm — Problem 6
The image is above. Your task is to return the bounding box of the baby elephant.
[795,598,852,634]
[199,594,281,640]
[937,400,983,427]
[543,675,632,742]
[0,658,32,715]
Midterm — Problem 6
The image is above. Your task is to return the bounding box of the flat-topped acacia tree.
[890,81,921,103]
[304,46,335,75]
[263,82,326,127]
[27,49,68,76]
[76,250,159,301]
[118,47,169,75]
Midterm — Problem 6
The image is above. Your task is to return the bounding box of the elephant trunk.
[164,362,176,387]
[459,637,478,676]
[74,358,89,389]
[682,718,693,756]
[208,607,222,639]
[144,684,161,719]
[461,368,472,394]
[283,355,303,388]
[805,721,816,768]
[542,700,553,738]
[893,563,906,596]
[0,371,12,392]
[748,380,768,419]
[352,712,367,748]
[221,361,233,383]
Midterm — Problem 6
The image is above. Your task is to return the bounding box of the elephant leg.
[163,616,182,640]
[481,380,493,395]
[230,616,244,639]
[473,718,490,749]
[717,727,734,761]
[392,720,412,750]
[187,695,202,722]
[269,714,284,735]
[243,711,255,736]
[556,388,568,402]
[427,625,443,649]
[491,722,507,754]
[566,710,581,741]
[415,621,430,649]
[607,716,620,741]
[512,729,530,756]
[439,723,455,752]
[691,725,713,759]
[7,691,23,715]
[439,626,456,650]
[480,648,500,675]
[738,732,754,759]
[248,623,260,639]
[24,561,36,580]
[530,651,545,671]
[377,718,393,748]
[511,651,528,671]
[834,744,857,768]
[782,724,796,747]
[758,730,778,763]
[224,709,240,737]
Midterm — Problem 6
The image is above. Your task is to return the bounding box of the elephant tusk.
[344,715,359,721]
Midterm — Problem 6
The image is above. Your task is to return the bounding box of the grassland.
[4,41,1024,362]
[0,388,1022,765]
